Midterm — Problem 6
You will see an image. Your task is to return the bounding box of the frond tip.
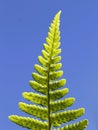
[8,10,88,130]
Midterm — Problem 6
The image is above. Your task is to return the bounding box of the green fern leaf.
[8,115,48,129]
[50,98,75,113]
[9,11,88,130]
[19,102,48,120]
[60,120,88,130]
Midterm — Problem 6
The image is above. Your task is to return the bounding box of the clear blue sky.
[0,0,98,130]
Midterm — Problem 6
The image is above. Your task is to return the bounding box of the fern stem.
[47,25,56,130]
[47,64,51,130]
[47,51,53,130]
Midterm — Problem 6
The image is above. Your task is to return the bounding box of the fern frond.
[9,11,88,130]
[49,70,63,80]
[50,98,75,112]
[50,63,62,71]
[8,115,48,129]
[19,102,48,120]
[51,108,85,126]
[22,92,47,106]
[32,72,47,85]
[60,119,88,130]
[50,88,68,101]
[51,56,61,64]
[49,79,66,91]
[34,64,48,76]
[38,55,49,67]
[29,80,47,94]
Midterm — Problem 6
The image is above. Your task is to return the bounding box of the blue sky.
[0,0,98,130]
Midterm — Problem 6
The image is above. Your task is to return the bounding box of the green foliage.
[8,11,88,130]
